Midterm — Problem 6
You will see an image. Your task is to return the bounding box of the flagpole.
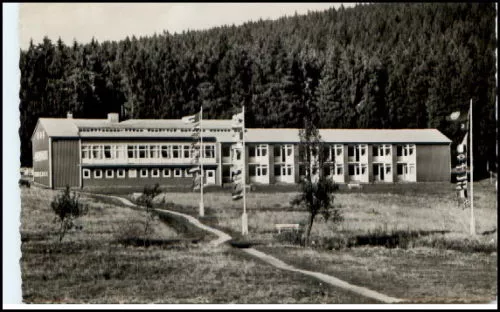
[242,105,248,235]
[199,105,204,217]
[469,98,474,235]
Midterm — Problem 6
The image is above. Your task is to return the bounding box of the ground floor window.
[348,163,367,176]
[128,169,137,178]
[83,169,91,179]
[162,168,171,177]
[151,168,160,178]
[174,168,182,177]
[117,169,125,178]
[105,169,114,178]
[94,169,102,179]
[185,168,193,177]
[140,169,148,178]
[250,164,267,177]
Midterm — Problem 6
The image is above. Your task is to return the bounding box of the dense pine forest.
[19,3,496,177]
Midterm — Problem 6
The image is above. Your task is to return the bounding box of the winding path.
[87,192,403,304]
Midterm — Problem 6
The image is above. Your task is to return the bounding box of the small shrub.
[275,230,304,246]
[50,185,88,242]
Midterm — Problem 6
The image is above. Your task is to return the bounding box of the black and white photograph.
[3,2,498,307]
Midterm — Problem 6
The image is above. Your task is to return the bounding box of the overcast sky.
[19,3,357,49]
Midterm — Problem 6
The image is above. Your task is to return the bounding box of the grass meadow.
[20,181,497,303]
[20,186,376,304]
[143,180,497,303]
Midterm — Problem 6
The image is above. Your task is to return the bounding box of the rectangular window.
[299,164,306,177]
[185,169,193,177]
[287,145,293,157]
[360,145,366,156]
[408,145,415,156]
[82,146,90,159]
[128,169,137,178]
[151,168,160,178]
[172,145,180,158]
[397,164,404,175]
[222,145,230,157]
[373,146,379,157]
[256,164,268,176]
[83,169,91,179]
[323,146,331,162]
[274,165,281,176]
[274,145,281,158]
[128,145,136,159]
[117,169,125,178]
[105,169,114,178]
[183,145,190,158]
[94,169,102,179]
[256,145,267,157]
[249,146,256,157]
[249,165,256,176]
[204,145,215,158]
[348,145,355,157]
[348,164,355,176]
[92,146,102,159]
[386,165,391,174]
[104,145,112,159]
[150,145,159,158]
[140,169,148,177]
[174,168,182,177]
[336,164,343,176]
[161,145,170,158]
[385,145,391,156]
[162,168,171,177]
[324,165,331,176]
[114,145,123,159]
[139,145,147,158]
[373,164,380,176]
[396,145,403,157]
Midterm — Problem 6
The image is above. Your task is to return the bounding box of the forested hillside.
[19,3,496,176]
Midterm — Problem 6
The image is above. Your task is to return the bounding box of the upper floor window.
[138,145,147,158]
[204,145,215,159]
[396,144,415,157]
[183,145,191,158]
[104,145,112,159]
[222,145,231,157]
[161,145,170,158]
[172,145,180,158]
[256,145,267,157]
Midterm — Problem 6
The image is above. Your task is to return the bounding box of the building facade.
[31,113,452,189]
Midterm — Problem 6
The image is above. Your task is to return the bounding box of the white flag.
[231,112,243,128]
[182,112,201,124]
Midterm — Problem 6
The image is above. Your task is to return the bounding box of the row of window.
[80,143,415,162]
[81,144,215,160]
[82,168,194,179]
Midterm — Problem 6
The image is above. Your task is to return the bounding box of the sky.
[19,3,357,49]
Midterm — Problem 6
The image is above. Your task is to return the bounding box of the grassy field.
[146,181,497,245]
[20,187,377,304]
[137,180,496,303]
[257,246,497,304]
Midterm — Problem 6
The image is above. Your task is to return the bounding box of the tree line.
[19,3,496,177]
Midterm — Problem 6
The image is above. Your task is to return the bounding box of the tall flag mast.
[231,106,248,235]
[447,99,474,235]
[182,106,204,217]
